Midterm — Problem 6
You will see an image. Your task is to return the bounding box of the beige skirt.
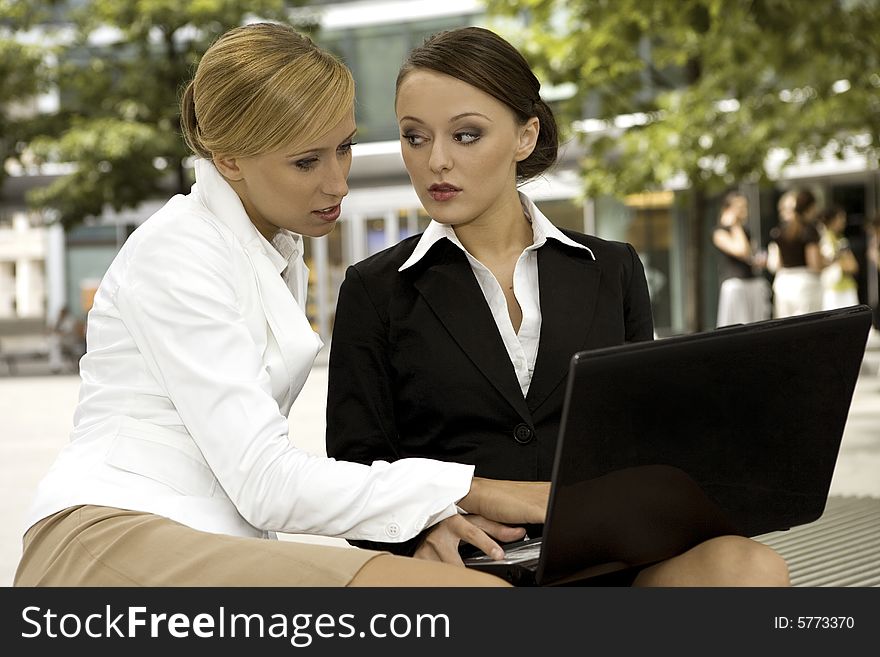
[14,505,383,587]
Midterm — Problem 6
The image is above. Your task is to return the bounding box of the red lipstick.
[428,183,461,202]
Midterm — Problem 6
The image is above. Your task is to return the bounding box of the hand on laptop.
[457,477,550,525]
[414,514,526,565]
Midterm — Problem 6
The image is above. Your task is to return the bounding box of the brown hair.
[721,190,746,210]
[794,188,817,219]
[180,22,354,160]
[818,204,845,228]
[396,26,558,183]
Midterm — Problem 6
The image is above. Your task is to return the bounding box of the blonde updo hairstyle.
[180,22,354,160]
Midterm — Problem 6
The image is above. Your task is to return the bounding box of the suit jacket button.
[513,423,534,444]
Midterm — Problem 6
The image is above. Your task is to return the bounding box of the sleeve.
[623,243,655,342]
[115,222,473,542]
[326,265,401,465]
[326,265,427,555]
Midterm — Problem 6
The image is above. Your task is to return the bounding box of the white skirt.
[772,268,823,318]
[716,277,771,327]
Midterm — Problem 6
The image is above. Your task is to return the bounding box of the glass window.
[534,199,584,232]
[366,216,388,256]
[595,192,676,333]
[399,207,431,240]
[316,15,478,143]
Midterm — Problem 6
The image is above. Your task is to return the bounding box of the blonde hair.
[180,22,354,159]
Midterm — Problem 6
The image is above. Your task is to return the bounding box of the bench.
[755,495,880,586]
[0,317,52,374]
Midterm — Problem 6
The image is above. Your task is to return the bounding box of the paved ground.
[2,341,879,586]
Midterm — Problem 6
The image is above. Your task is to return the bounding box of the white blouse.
[23,159,473,543]
[400,194,594,396]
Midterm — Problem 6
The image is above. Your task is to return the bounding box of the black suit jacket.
[326,229,654,554]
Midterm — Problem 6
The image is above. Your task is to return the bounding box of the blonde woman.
[14,23,547,588]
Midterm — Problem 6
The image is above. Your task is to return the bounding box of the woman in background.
[712,190,770,326]
[817,205,860,310]
[767,189,823,317]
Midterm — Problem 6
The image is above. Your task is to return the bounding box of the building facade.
[2,0,878,339]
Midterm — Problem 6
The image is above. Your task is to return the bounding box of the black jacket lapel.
[411,241,533,423]
[526,241,601,412]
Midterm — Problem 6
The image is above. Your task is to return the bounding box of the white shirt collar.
[399,192,595,271]
[257,229,303,276]
[192,158,300,275]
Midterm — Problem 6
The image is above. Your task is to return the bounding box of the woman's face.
[778,194,796,222]
[219,111,356,240]
[395,69,537,227]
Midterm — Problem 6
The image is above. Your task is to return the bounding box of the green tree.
[0,0,57,192]
[7,0,303,229]
[488,0,880,327]
[0,41,45,187]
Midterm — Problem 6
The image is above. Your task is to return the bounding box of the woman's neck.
[452,191,533,264]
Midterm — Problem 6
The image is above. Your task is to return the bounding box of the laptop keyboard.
[463,538,543,566]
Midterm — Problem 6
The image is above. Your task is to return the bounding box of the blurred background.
[2,0,879,345]
[1,0,880,583]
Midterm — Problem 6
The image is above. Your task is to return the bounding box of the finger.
[415,519,468,566]
[456,521,505,561]
[419,534,466,567]
[466,516,527,543]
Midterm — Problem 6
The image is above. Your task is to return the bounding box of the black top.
[716,225,755,281]
[770,223,820,268]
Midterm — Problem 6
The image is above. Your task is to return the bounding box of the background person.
[14,22,548,589]
[46,305,84,374]
[326,26,789,587]
[766,188,823,317]
[817,205,860,310]
[712,191,771,326]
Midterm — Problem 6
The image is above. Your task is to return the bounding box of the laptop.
[463,305,873,586]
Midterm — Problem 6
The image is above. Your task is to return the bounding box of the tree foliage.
[0,26,51,190]
[1,0,301,229]
[488,0,880,198]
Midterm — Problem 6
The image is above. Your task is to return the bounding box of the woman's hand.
[839,248,859,275]
[719,209,738,227]
[457,477,550,525]
[414,514,527,565]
